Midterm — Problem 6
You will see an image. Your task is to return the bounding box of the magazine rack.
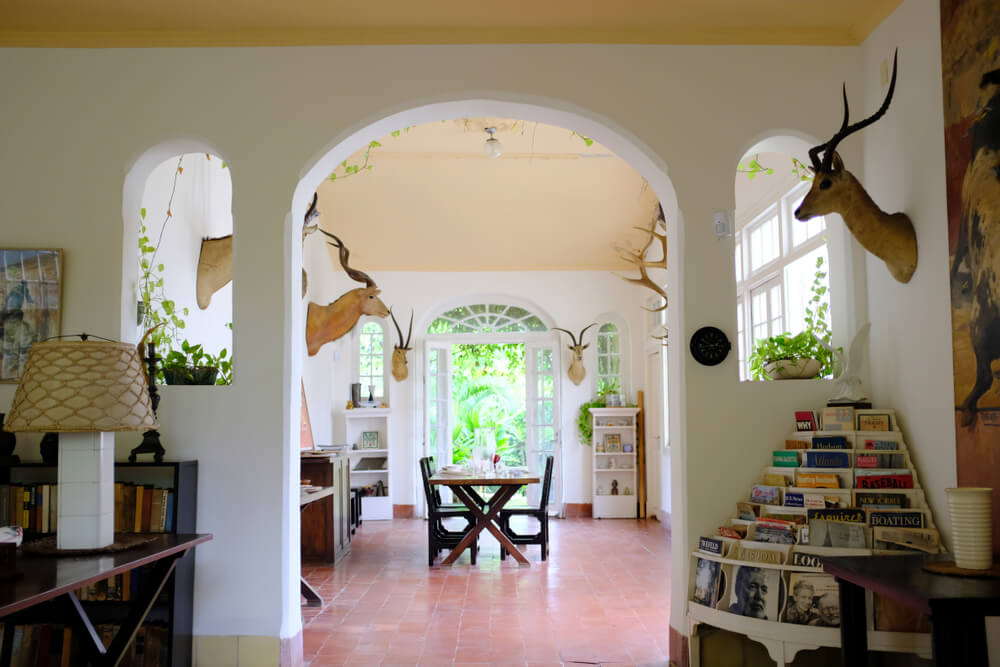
[686,407,938,664]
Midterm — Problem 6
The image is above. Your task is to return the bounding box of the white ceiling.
[314,118,662,272]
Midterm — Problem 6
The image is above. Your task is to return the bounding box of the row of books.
[0,483,175,534]
[794,407,897,432]
[692,539,930,632]
[752,466,916,494]
[784,433,904,450]
[0,485,58,534]
[773,449,907,468]
[1,622,171,667]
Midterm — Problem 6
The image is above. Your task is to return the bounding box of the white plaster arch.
[731,129,863,379]
[120,137,235,345]
[284,95,688,647]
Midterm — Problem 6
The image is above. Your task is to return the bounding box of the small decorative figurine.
[624,486,632,495]
[596,485,605,496]
[609,457,616,469]
[611,480,619,495]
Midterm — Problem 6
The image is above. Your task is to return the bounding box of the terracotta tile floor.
[301,516,672,666]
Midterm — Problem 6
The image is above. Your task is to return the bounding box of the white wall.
[861,0,957,546]
[0,40,936,648]
[302,269,650,510]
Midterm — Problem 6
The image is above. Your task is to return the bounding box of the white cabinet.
[590,407,639,519]
[344,408,392,520]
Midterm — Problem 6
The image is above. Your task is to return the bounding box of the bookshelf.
[344,408,392,520]
[686,407,938,663]
[301,454,351,564]
[589,407,639,519]
[1,460,198,666]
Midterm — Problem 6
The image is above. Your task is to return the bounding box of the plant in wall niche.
[161,338,232,386]
[748,256,837,381]
[138,154,233,385]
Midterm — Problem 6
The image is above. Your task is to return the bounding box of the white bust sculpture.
[815,322,871,403]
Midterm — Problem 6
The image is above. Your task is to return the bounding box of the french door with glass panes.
[424,342,452,508]
[526,342,560,511]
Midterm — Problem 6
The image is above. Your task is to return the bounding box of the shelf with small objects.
[343,408,392,520]
[590,407,639,518]
[686,406,938,664]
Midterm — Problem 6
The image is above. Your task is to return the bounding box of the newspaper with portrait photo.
[727,565,782,621]
[781,573,840,627]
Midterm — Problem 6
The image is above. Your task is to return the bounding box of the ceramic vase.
[945,487,993,570]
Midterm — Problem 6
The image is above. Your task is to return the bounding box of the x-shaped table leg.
[441,485,530,566]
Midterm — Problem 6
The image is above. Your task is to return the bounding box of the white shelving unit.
[344,408,392,520]
[590,407,639,519]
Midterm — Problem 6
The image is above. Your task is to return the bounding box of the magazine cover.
[781,573,840,626]
[692,557,722,607]
[727,565,781,620]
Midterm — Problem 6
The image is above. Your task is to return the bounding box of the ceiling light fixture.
[483,127,503,159]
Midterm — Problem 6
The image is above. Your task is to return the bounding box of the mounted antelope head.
[552,323,596,386]
[302,192,320,297]
[617,203,668,311]
[794,50,918,283]
[196,235,233,310]
[390,307,414,382]
[305,230,389,356]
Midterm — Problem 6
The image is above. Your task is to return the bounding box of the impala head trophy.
[552,323,597,386]
[305,230,389,356]
[794,49,918,283]
[389,307,414,382]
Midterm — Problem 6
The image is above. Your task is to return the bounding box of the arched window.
[427,303,548,334]
[358,321,386,401]
[596,323,622,394]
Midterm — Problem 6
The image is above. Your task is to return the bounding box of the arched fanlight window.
[596,323,622,393]
[427,303,548,334]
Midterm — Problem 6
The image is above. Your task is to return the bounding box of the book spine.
[159,489,169,532]
[134,486,144,533]
[141,486,153,533]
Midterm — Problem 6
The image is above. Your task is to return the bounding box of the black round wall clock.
[689,326,731,366]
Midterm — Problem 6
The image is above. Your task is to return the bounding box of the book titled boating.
[804,451,851,468]
[869,511,924,528]
[811,435,850,450]
[807,508,867,523]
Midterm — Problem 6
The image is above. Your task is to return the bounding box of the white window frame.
[735,181,828,381]
[351,316,390,403]
[591,312,630,399]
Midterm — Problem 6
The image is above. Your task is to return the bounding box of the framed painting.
[0,249,62,382]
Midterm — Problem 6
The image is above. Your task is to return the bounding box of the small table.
[820,554,1000,667]
[300,485,335,607]
[0,533,212,667]
[429,471,540,567]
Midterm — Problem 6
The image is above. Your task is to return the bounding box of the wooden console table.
[820,554,1000,667]
[0,533,212,666]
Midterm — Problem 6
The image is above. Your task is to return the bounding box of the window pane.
[598,357,608,375]
[608,334,619,354]
[537,349,552,372]
[749,215,780,271]
[784,245,829,335]
[769,285,783,334]
[734,241,743,282]
[597,334,608,354]
[790,194,826,247]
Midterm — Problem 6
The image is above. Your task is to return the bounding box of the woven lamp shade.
[4,339,158,433]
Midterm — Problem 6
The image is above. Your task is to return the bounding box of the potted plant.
[161,339,231,385]
[748,256,837,380]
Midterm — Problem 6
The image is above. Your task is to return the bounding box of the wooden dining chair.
[499,455,554,561]
[419,456,478,566]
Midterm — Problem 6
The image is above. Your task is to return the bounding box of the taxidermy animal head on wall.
[390,307,414,382]
[196,235,233,310]
[794,49,918,284]
[616,203,668,311]
[552,323,597,386]
[305,230,389,356]
[302,192,320,298]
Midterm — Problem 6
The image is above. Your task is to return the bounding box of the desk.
[429,472,539,567]
[820,554,1000,667]
[299,486,334,607]
[0,533,211,667]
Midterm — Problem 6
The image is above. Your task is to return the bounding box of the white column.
[57,432,115,549]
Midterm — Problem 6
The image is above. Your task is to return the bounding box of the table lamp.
[2,335,158,550]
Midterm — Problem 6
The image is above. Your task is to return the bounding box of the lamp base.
[57,432,114,550]
[129,430,165,463]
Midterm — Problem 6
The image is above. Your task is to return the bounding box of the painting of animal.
[941,0,1000,554]
[305,231,389,356]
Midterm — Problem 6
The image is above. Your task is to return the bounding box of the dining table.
[429,469,540,566]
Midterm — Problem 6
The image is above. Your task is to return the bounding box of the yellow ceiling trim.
[0,25,865,48]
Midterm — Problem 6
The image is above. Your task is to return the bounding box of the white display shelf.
[589,407,640,519]
[687,602,931,664]
[342,409,392,520]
